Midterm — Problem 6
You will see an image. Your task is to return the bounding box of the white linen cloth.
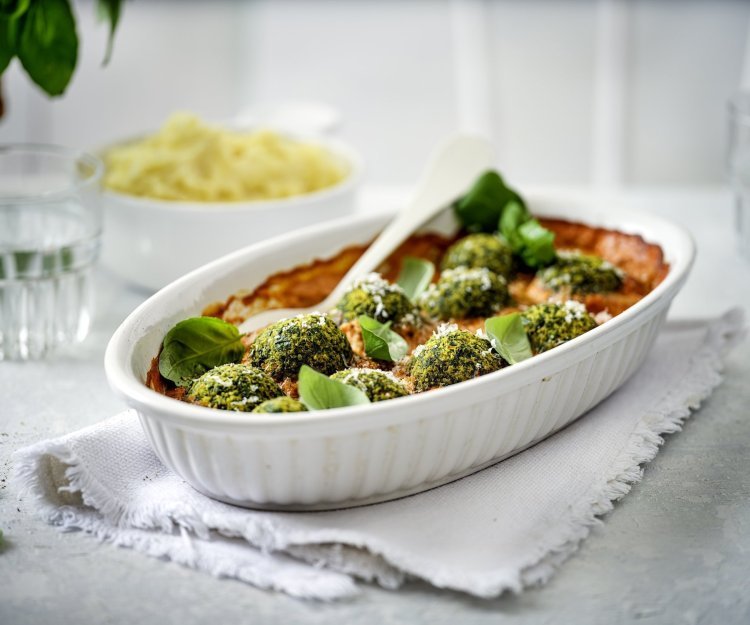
[12,310,745,600]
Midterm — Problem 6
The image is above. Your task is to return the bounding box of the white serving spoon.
[238,135,494,334]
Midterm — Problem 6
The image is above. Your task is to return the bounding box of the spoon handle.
[323,135,494,306]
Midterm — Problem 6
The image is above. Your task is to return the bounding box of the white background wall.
[1,0,748,188]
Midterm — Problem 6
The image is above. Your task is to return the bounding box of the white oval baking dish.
[104,195,695,510]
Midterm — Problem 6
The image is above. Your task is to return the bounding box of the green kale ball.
[409,325,502,391]
[520,301,598,354]
[537,251,623,295]
[249,312,353,380]
[330,368,409,402]
[187,363,282,412]
[252,397,308,413]
[441,233,513,278]
[336,272,419,326]
[418,267,509,320]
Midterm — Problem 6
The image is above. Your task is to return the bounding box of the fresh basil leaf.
[297,365,371,410]
[517,219,556,268]
[498,200,556,269]
[485,313,533,365]
[454,168,556,269]
[0,17,14,75]
[0,0,30,20]
[17,0,78,96]
[499,200,528,252]
[96,0,121,65]
[158,317,245,387]
[454,170,525,233]
[358,314,409,362]
[396,256,435,301]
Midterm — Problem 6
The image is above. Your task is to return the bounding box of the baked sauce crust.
[146,219,668,397]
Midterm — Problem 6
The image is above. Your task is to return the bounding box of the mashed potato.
[103,113,348,202]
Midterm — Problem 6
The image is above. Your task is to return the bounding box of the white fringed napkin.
[12,310,745,600]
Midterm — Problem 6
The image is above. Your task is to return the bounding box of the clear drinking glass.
[0,144,103,360]
[727,92,750,260]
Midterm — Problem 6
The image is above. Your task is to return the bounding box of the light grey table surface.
[1,188,748,625]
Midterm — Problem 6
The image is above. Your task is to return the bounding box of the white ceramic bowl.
[99,135,363,291]
[104,195,695,510]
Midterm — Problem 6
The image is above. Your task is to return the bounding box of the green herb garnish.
[158,317,245,387]
[0,0,122,97]
[498,200,526,251]
[454,170,556,269]
[485,313,533,365]
[516,218,556,268]
[454,170,525,233]
[499,199,556,269]
[358,314,409,362]
[297,365,371,410]
[396,256,435,301]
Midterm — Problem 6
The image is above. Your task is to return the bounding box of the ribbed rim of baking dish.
[104,199,695,430]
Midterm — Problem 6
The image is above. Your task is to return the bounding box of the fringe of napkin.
[517,311,744,590]
[14,436,361,599]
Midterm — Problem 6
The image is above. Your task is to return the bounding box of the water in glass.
[0,146,102,360]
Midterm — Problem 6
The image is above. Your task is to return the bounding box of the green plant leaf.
[0,16,17,74]
[158,317,245,387]
[454,170,525,233]
[0,0,31,20]
[485,313,533,365]
[517,219,556,268]
[96,0,121,65]
[297,365,371,410]
[396,256,435,301]
[16,0,78,96]
[358,314,409,362]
